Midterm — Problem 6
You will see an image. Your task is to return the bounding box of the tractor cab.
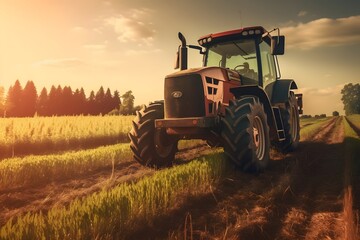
[199,27,285,94]
[129,26,302,173]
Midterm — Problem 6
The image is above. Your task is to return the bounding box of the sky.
[0,0,359,115]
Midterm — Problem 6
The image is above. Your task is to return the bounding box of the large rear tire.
[221,97,270,172]
[280,92,300,152]
[128,101,177,168]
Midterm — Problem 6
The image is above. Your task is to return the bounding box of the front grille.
[164,74,205,118]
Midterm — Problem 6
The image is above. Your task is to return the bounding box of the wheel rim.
[253,116,266,160]
[154,129,174,158]
[290,106,298,142]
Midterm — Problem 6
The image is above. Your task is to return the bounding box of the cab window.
[206,39,259,83]
[259,40,276,85]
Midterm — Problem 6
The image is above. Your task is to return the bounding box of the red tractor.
[129,26,303,172]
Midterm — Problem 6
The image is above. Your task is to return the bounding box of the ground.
[0,116,359,239]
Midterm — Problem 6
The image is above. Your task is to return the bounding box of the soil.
[1,117,359,240]
[127,116,359,240]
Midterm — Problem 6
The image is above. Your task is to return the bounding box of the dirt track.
[1,117,359,240]
[127,117,359,240]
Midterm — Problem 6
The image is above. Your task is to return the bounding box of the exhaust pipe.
[178,32,188,70]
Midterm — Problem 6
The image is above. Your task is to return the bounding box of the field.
[0,115,359,239]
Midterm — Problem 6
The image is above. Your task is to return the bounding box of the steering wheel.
[234,64,245,71]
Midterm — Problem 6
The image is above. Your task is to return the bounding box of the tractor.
[128,26,303,172]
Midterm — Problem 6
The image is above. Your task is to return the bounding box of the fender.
[271,79,298,104]
[230,85,279,141]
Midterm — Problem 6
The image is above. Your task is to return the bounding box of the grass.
[0,138,208,191]
[300,117,334,140]
[343,117,360,240]
[0,116,338,192]
[0,143,132,190]
[346,114,360,132]
[0,115,133,159]
[299,116,329,128]
[0,115,331,159]
[0,115,351,239]
[177,140,206,150]
[0,151,226,240]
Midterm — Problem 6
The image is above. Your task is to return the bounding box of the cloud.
[83,44,106,50]
[104,8,155,45]
[32,58,85,68]
[282,15,360,49]
[83,43,108,54]
[103,1,111,6]
[72,26,87,33]
[297,11,307,17]
[298,84,345,97]
[125,48,162,56]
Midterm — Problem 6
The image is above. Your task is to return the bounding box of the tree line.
[0,80,137,117]
[341,83,360,115]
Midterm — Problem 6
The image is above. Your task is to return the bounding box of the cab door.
[259,41,277,101]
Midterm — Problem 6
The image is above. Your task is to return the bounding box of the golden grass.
[300,116,329,128]
[0,116,133,158]
[0,151,227,240]
[0,143,131,190]
[300,117,335,141]
[346,114,360,131]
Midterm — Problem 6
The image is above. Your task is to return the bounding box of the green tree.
[87,90,96,115]
[104,88,113,114]
[120,90,135,115]
[61,86,73,115]
[47,85,58,116]
[37,87,48,116]
[341,83,360,115]
[22,81,38,117]
[0,86,4,117]
[78,88,87,115]
[112,90,121,110]
[6,80,23,117]
[95,86,105,115]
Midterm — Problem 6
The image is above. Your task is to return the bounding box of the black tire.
[221,97,270,172]
[128,101,177,168]
[206,131,221,148]
[280,92,300,152]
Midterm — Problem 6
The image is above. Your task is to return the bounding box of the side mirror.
[188,45,205,54]
[271,36,285,55]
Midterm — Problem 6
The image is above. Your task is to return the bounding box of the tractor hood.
[164,67,240,119]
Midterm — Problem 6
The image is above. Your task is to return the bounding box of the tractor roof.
[198,26,268,46]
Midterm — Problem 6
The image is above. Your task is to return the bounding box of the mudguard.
[271,79,298,104]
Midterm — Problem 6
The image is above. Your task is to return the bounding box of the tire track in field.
[0,143,211,227]
[311,117,342,143]
[275,117,344,240]
[131,117,346,240]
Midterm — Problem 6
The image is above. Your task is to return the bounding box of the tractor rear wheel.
[221,97,270,172]
[128,101,177,168]
[280,92,300,152]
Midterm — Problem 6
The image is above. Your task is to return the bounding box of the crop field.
[0,115,359,239]
[0,116,133,159]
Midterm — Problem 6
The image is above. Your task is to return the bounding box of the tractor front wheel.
[221,97,270,172]
[128,101,177,168]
